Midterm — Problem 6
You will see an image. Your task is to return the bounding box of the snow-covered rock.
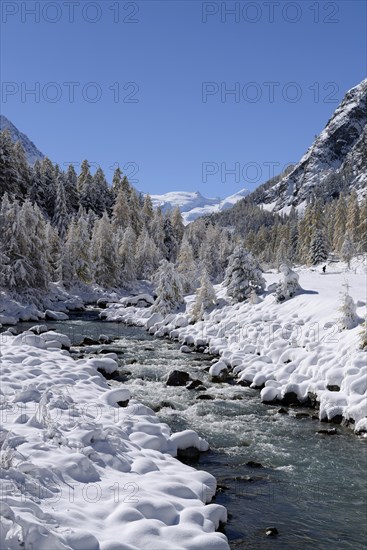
[45,309,69,320]
[0,334,229,550]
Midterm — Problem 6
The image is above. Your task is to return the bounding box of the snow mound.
[0,335,228,549]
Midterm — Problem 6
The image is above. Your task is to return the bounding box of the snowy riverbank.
[0,331,229,549]
[102,259,367,434]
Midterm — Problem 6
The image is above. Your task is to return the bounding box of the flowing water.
[12,310,367,549]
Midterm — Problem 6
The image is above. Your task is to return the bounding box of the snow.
[0,332,229,550]
[149,189,249,225]
[103,257,367,430]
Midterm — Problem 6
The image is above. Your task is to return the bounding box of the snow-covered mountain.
[250,78,367,213]
[150,189,249,224]
[0,115,44,164]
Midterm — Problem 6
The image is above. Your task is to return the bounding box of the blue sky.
[1,0,366,197]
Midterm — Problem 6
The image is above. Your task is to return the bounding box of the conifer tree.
[92,167,113,215]
[171,207,185,243]
[40,157,56,218]
[346,190,360,245]
[275,264,300,303]
[135,228,160,279]
[142,194,154,230]
[65,164,79,213]
[112,166,123,194]
[129,189,143,236]
[53,174,69,239]
[224,246,265,302]
[91,212,117,287]
[176,236,198,293]
[340,232,355,268]
[333,194,347,252]
[116,225,137,288]
[112,189,130,229]
[0,129,19,198]
[338,286,358,330]
[309,229,328,265]
[190,268,216,321]
[163,217,178,262]
[13,141,31,196]
[152,259,184,315]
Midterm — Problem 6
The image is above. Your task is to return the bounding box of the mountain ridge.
[0,115,45,165]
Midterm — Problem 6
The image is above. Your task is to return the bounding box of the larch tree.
[112,189,130,230]
[152,259,184,315]
[190,268,217,322]
[346,191,360,245]
[171,207,185,244]
[333,194,347,252]
[135,228,160,280]
[91,212,118,287]
[340,232,355,268]
[116,225,137,289]
[176,236,198,293]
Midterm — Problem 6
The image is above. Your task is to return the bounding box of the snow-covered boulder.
[209,361,228,383]
[45,310,69,320]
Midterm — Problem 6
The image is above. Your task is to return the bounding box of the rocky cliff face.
[253,79,367,212]
[0,115,44,165]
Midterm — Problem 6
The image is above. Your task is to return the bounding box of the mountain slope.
[250,78,367,213]
[150,189,249,224]
[0,115,44,164]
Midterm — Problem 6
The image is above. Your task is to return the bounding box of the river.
[13,309,367,549]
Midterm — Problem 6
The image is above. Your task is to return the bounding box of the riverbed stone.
[166,370,191,386]
[186,379,203,390]
[317,428,338,435]
[246,461,263,468]
[265,527,278,536]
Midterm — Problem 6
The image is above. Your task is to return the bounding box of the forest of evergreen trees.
[0,127,365,303]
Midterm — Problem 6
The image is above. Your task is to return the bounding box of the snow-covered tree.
[129,189,143,236]
[199,224,224,282]
[91,212,118,287]
[190,268,216,321]
[224,246,265,302]
[135,228,160,280]
[152,259,184,315]
[340,231,355,268]
[0,129,19,198]
[112,189,130,229]
[309,229,328,265]
[346,190,360,245]
[45,221,60,280]
[116,225,137,288]
[64,164,79,213]
[275,264,300,303]
[40,157,56,218]
[356,197,367,252]
[333,194,347,252]
[112,166,123,194]
[338,287,359,330]
[91,167,113,215]
[53,174,69,239]
[142,194,154,229]
[163,217,178,262]
[171,207,185,243]
[176,236,198,293]
[13,141,31,196]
